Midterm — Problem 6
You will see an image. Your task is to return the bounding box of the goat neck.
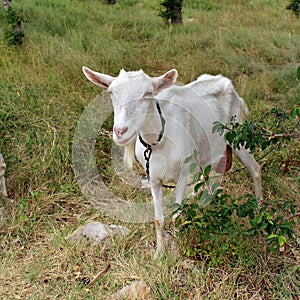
[139,99,165,147]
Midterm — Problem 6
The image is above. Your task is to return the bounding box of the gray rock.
[0,207,6,229]
[0,154,8,228]
[66,222,130,246]
[112,280,152,300]
[0,154,7,197]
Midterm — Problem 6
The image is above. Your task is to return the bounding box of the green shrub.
[287,0,300,17]
[1,5,24,45]
[159,0,183,24]
[173,105,300,263]
[173,159,297,264]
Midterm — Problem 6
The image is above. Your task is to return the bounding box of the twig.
[269,133,300,139]
[88,263,111,287]
[288,212,300,221]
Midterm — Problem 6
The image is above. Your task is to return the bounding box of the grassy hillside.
[0,0,299,298]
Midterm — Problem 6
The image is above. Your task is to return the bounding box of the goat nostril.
[121,127,128,134]
[114,126,128,137]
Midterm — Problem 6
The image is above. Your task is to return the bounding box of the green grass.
[0,0,299,298]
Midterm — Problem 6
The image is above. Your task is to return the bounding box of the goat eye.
[143,92,152,98]
[107,90,113,96]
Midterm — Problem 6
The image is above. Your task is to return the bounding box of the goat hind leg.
[234,148,262,200]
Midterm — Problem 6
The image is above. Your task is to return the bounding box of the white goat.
[82,67,262,257]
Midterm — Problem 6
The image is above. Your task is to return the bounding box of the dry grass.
[0,0,299,299]
[1,199,299,299]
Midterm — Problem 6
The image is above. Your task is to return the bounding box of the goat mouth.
[115,131,136,146]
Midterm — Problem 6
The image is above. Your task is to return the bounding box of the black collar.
[138,101,165,148]
[138,101,165,181]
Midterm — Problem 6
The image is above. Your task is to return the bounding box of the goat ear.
[152,69,178,93]
[82,66,115,88]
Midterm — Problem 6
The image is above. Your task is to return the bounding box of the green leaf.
[247,228,257,235]
[211,182,221,193]
[204,165,211,177]
[266,233,278,240]
[212,121,224,135]
[198,190,213,207]
[190,203,199,210]
[193,149,199,158]
[213,188,224,197]
[170,203,182,211]
[290,105,300,119]
[194,182,205,193]
[190,162,197,173]
[257,222,268,231]
[184,155,192,164]
[224,131,234,144]
[278,223,289,229]
[278,235,287,247]
[265,212,274,224]
[297,66,300,80]
[180,220,192,227]
[254,214,263,225]
[193,172,201,182]
[194,221,203,228]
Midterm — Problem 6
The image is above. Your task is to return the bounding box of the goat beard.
[123,141,136,170]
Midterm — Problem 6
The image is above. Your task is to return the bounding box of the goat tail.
[123,141,136,169]
[230,86,249,123]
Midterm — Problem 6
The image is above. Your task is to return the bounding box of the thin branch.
[288,212,300,220]
[289,120,300,134]
[88,263,111,287]
[269,133,300,139]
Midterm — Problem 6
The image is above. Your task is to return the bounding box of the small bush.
[159,0,183,24]
[173,162,297,263]
[1,5,24,45]
[287,0,300,18]
[173,105,300,263]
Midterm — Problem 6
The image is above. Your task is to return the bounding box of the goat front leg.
[150,181,164,259]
